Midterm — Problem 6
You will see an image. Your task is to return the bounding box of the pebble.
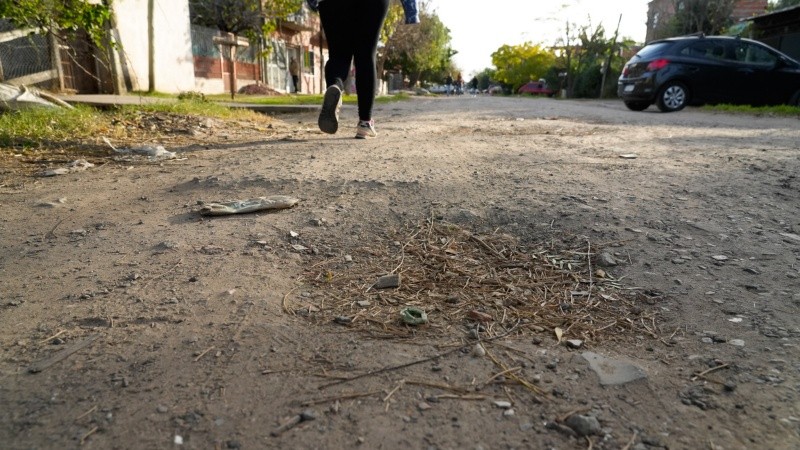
[418,402,432,411]
[597,252,618,267]
[729,339,745,347]
[564,414,601,437]
[493,401,512,409]
[157,405,169,413]
[503,408,516,417]
[566,339,583,349]
[472,343,486,357]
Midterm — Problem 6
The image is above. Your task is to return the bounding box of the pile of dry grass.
[299,220,660,344]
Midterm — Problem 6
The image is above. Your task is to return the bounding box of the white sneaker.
[355,120,377,139]
[318,80,343,134]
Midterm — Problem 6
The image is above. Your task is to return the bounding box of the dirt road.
[1,96,799,449]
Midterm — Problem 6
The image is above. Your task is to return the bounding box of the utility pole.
[600,14,622,99]
[148,0,155,92]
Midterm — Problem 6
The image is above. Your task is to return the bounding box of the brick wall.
[733,0,768,20]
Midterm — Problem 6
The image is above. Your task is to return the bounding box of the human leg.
[317,1,356,133]
[318,1,355,88]
[352,0,390,122]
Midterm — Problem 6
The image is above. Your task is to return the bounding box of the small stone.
[582,352,647,386]
[712,255,729,261]
[157,405,169,413]
[472,343,486,357]
[597,252,617,267]
[356,300,371,307]
[564,414,601,437]
[300,410,316,421]
[493,401,512,409]
[418,402,432,411]
[729,339,745,347]
[503,408,516,417]
[174,435,184,445]
[373,274,400,289]
[566,339,583,349]
[344,255,353,262]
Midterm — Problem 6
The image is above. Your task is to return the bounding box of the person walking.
[445,74,453,96]
[307,0,419,139]
[289,57,300,93]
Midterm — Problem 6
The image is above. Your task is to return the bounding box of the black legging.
[319,0,389,121]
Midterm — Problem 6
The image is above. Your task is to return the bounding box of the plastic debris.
[400,307,428,325]
[37,159,95,177]
[199,195,299,216]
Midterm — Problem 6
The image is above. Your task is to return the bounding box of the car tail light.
[646,59,669,71]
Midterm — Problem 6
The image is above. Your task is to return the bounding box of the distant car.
[618,35,800,112]
[487,85,504,95]
[518,80,555,97]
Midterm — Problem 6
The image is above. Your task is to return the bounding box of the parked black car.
[618,35,800,112]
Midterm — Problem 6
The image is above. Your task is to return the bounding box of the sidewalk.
[56,94,319,114]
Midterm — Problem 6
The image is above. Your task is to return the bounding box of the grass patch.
[0,99,268,152]
[0,106,103,149]
[703,103,800,116]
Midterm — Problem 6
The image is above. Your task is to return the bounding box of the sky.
[429,0,651,77]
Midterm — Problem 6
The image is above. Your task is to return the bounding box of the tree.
[0,0,112,48]
[376,2,404,80]
[668,0,738,36]
[383,4,453,85]
[189,0,303,40]
[554,20,611,98]
[768,0,800,9]
[490,42,555,91]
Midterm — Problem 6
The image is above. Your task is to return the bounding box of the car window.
[635,42,673,59]
[731,42,778,66]
[679,41,727,60]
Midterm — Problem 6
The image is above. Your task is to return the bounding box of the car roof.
[647,34,757,46]
[644,34,800,64]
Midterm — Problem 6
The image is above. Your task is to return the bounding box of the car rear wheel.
[656,81,688,112]
[624,101,650,111]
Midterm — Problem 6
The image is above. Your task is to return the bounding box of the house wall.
[113,0,196,93]
[268,11,328,94]
[732,0,768,21]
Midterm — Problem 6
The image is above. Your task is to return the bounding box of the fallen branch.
[28,335,99,373]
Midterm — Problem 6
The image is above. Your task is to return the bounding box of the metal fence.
[0,19,54,86]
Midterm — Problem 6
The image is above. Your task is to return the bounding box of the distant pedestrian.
[307,0,420,139]
[289,58,300,93]
[445,74,453,96]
